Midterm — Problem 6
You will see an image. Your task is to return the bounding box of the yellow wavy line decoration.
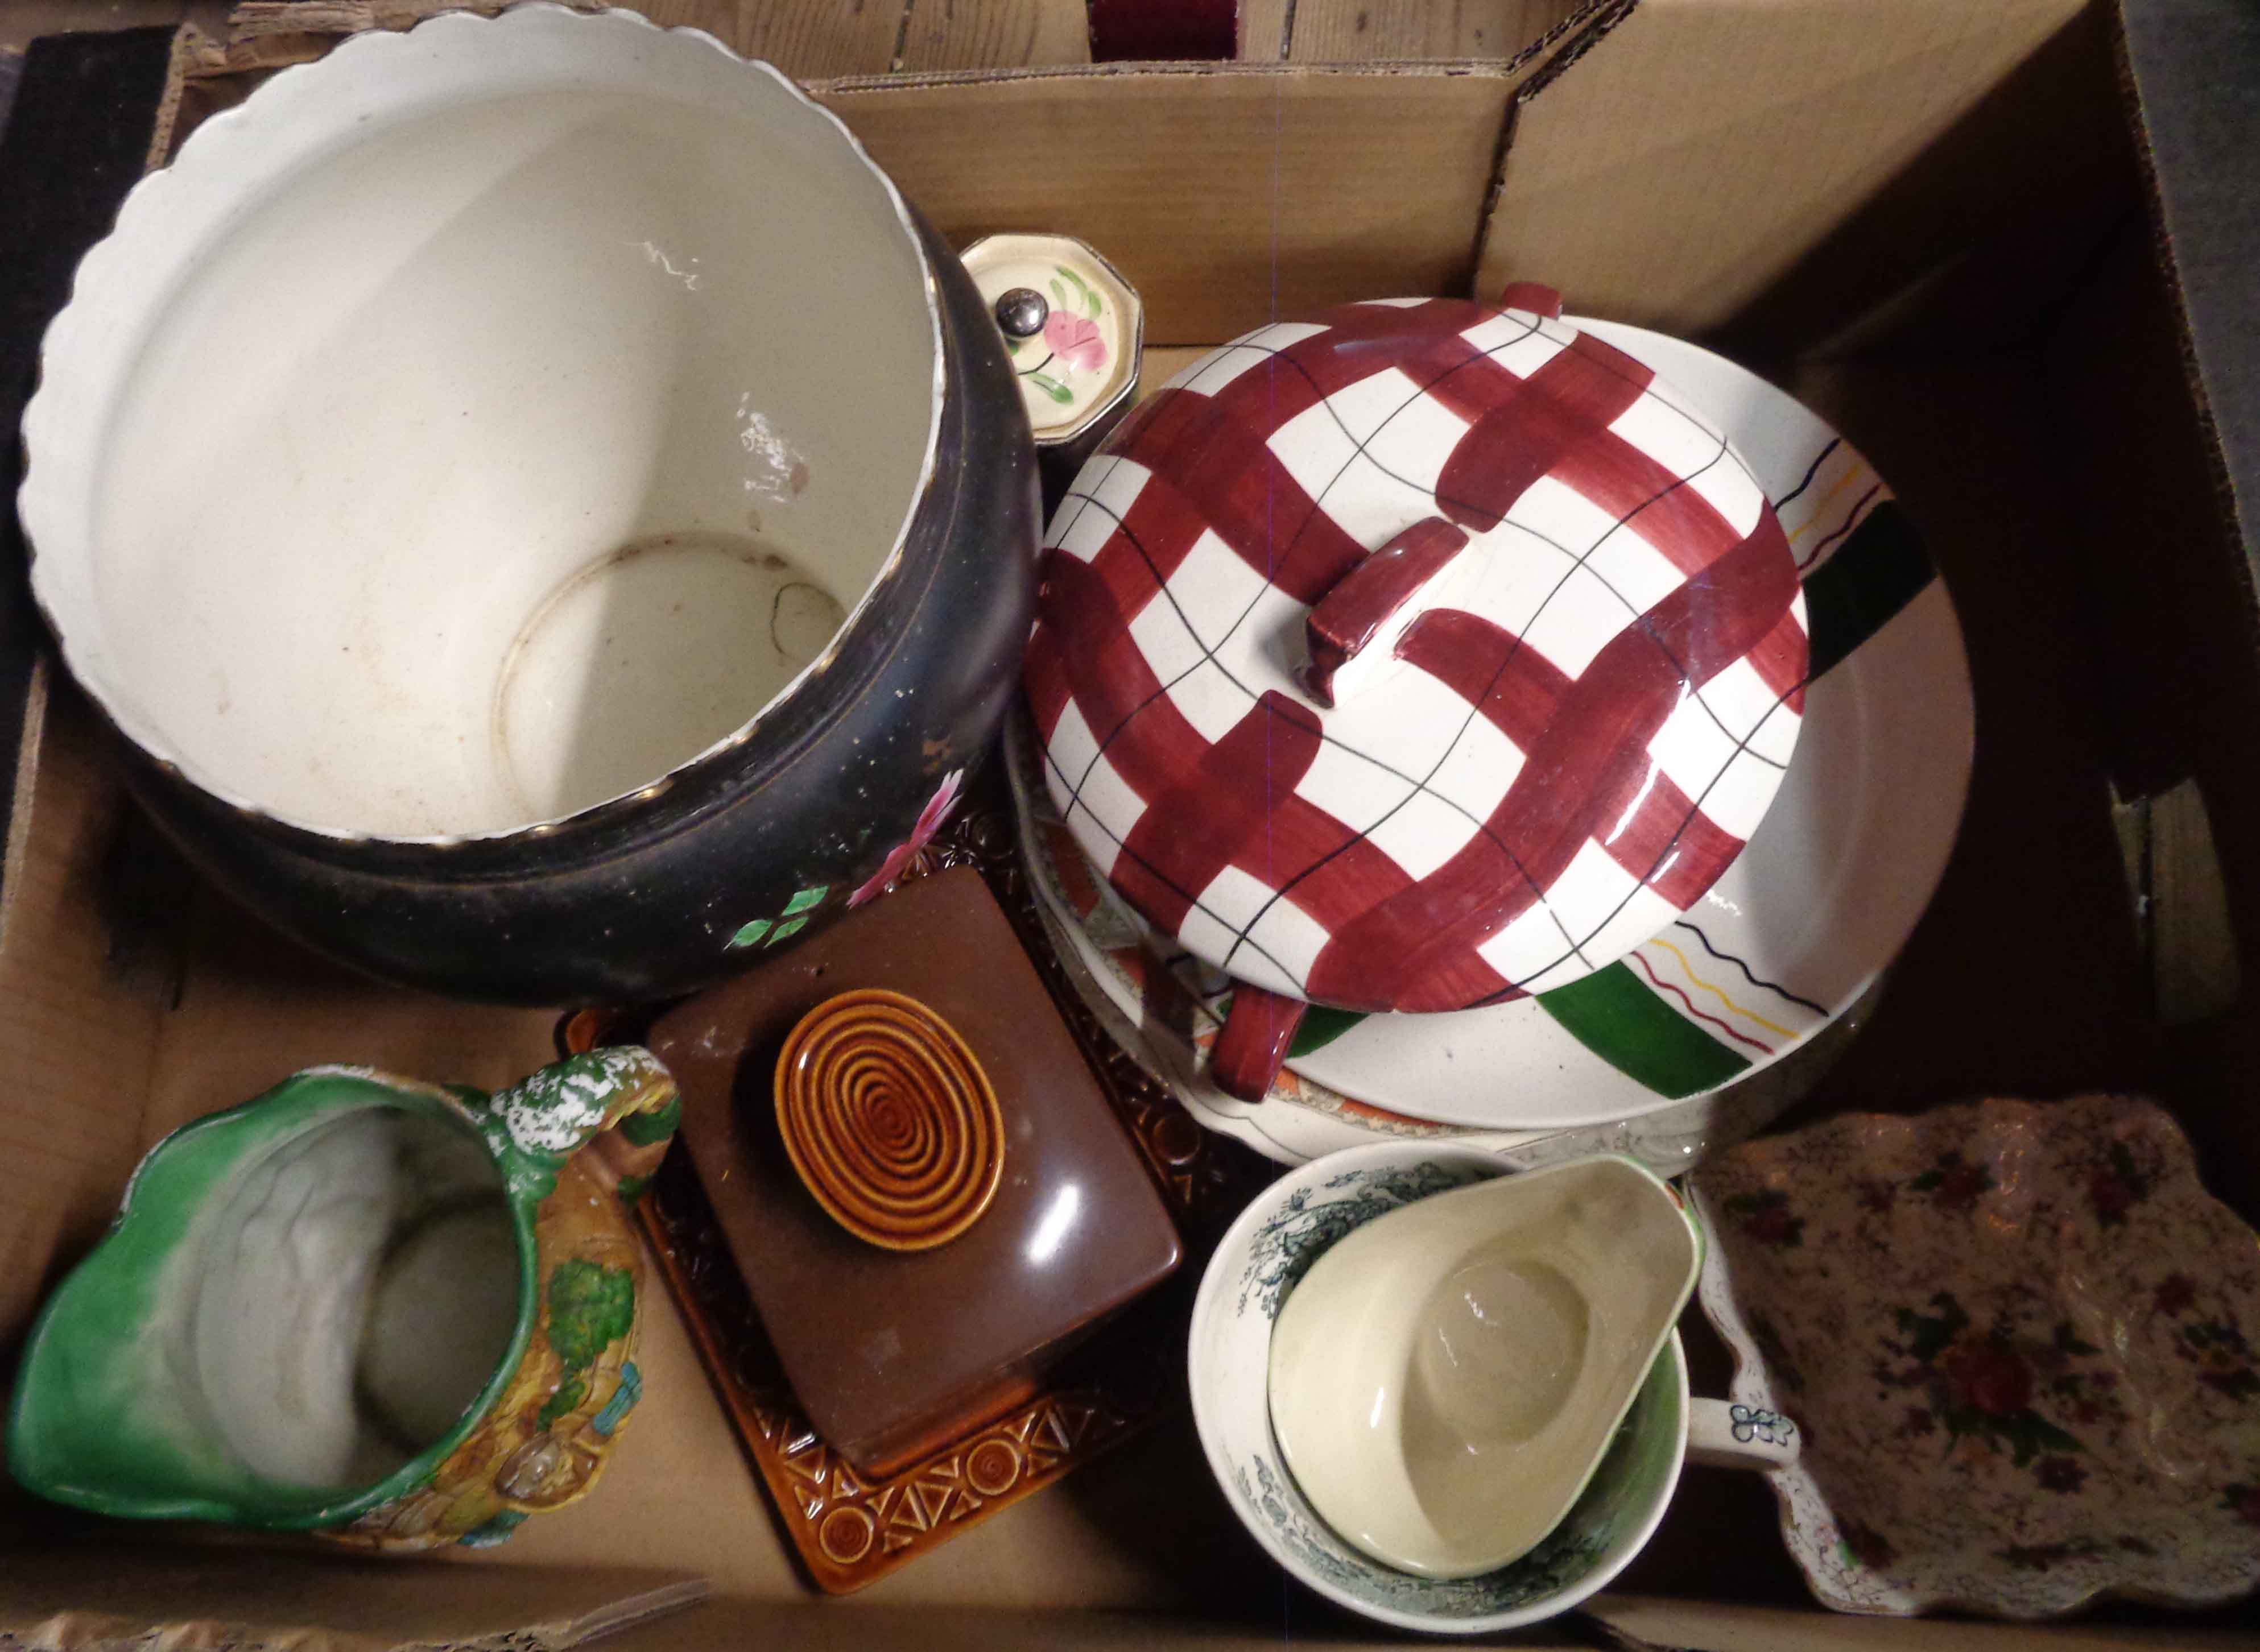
[1647,937,1797,1039]
[1785,462,1869,543]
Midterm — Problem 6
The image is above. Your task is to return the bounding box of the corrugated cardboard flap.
[0,1547,705,1652]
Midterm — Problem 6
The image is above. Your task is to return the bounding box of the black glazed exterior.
[116,216,1040,1006]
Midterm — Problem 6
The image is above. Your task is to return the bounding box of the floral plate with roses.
[1690,1094,2260,1617]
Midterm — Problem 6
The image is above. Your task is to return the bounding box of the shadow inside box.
[1711,1,2138,363]
[1720,353,2170,1139]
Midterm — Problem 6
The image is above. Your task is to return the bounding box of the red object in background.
[1087,0,1238,61]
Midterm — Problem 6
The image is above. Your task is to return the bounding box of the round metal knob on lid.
[774,988,1005,1252]
[994,287,1050,338]
[1025,283,1809,1101]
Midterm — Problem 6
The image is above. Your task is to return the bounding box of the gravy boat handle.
[1685,1398,1803,1472]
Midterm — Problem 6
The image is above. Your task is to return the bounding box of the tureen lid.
[961,234,1142,445]
[1024,285,1808,1018]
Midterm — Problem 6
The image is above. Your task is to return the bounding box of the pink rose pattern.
[1042,309,1106,373]
[1696,1097,2260,1615]
[849,769,964,908]
[1008,266,1110,408]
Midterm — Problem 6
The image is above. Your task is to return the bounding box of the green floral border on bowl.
[1214,1157,1686,1622]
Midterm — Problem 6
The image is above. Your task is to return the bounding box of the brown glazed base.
[569,754,1270,1592]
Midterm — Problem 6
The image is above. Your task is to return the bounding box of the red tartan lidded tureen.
[1023,284,1808,1102]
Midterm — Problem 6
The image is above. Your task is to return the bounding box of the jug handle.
[484,1045,681,1204]
[476,1049,680,1519]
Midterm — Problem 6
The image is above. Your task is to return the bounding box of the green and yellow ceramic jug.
[6,1047,679,1551]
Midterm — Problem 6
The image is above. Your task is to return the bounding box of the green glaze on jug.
[6,1047,677,1550]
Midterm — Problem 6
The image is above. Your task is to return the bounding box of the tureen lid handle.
[1300,516,1472,709]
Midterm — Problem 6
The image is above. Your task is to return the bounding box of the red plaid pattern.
[1026,298,1807,1016]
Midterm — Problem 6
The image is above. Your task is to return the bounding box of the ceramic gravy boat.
[7,1048,679,1551]
[1267,1154,1768,1578]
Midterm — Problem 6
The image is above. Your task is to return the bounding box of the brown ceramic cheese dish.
[648,866,1182,1477]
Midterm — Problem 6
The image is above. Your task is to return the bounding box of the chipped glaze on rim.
[16,3,945,846]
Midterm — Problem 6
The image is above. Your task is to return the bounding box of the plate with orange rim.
[1007,318,1969,1162]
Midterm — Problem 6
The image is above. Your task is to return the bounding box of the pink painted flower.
[849,769,965,908]
[1941,1339,2034,1419]
[1043,310,1106,373]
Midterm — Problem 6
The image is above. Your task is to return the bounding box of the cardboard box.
[5,1,2260,1645]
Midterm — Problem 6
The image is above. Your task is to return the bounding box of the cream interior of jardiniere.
[36,28,938,839]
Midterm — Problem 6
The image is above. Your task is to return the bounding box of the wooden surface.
[11,0,1094,77]
[10,0,1607,67]
[1240,0,1588,61]
[598,0,1093,76]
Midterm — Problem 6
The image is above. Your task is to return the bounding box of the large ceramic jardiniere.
[16,5,1039,1004]
[1027,284,1808,1100]
[6,1048,679,1551]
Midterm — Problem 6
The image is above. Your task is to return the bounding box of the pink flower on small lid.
[849,768,965,908]
[1043,310,1106,373]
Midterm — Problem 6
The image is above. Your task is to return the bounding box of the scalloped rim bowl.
[17,4,944,843]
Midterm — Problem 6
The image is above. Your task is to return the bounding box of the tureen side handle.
[1212,986,1308,1104]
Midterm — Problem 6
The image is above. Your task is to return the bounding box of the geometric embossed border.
[637,1149,1171,1592]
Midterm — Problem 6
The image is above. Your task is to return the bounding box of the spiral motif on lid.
[774,989,1005,1252]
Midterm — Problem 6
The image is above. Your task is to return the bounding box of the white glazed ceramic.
[1692,1095,2260,1618]
[1188,1141,1798,1633]
[19,3,943,842]
[1030,294,1809,1047]
[1008,317,1968,1156]
[1267,1156,1701,1578]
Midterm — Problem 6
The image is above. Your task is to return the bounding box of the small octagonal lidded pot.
[1024,284,1808,1102]
[961,233,1144,510]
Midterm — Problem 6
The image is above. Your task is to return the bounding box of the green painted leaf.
[1030,374,1075,404]
[1894,1291,1969,1363]
[782,885,828,917]
[1056,264,1089,295]
[1048,278,1067,308]
[1086,289,1101,320]
[1005,334,1022,354]
[536,1375,587,1431]
[767,914,810,945]
[547,1260,634,1373]
[728,917,771,949]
